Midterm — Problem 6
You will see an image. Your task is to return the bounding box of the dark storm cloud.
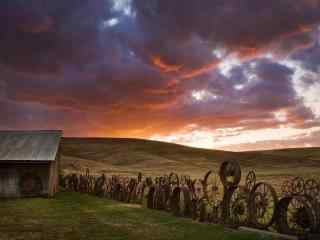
[0,97,106,136]
[241,60,295,109]
[0,0,320,147]
[174,59,303,127]
[2,0,319,73]
[134,0,320,63]
[0,0,112,73]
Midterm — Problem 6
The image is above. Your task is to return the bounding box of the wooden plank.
[48,150,59,197]
[48,162,56,197]
[54,149,60,194]
[0,167,20,198]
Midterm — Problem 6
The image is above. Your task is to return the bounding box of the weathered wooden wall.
[0,164,50,198]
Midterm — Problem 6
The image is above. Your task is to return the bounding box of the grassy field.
[61,138,320,190]
[2,138,318,240]
[0,192,271,240]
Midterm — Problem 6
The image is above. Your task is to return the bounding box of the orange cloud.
[151,56,183,72]
[152,55,221,79]
[151,56,222,87]
[152,48,259,88]
[179,60,221,79]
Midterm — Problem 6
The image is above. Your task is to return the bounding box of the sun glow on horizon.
[150,125,320,151]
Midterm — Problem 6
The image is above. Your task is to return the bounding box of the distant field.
[61,138,320,190]
[0,192,269,240]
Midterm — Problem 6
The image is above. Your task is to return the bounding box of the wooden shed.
[0,130,62,198]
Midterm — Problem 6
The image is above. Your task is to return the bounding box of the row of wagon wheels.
[60,161,320,238]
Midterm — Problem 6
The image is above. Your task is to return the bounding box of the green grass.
[0,192,271,240]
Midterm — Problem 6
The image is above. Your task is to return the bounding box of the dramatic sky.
[1,0,320,151]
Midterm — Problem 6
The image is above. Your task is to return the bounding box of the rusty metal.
[79,174,88,193]
[191,179,205,200]
[94,174,106,197]
[169,173,180,187]
[230,189,249,226]
[59,161,320,239]
[219,160,241,189]
[133,181,144,203]
[245,171,256,193]
[211,201,222,224]
[304,178,320,199]
[170,186,181,216]
[202,170,223,223]
[221,187,237,222]
[276,195,318,236]
[203,170,222,202]
[138,172,142,183]
[179,186,192,217]
[143,179,155,209]
[248,182,278,229]
[180,175,191,187]
[67,173,79,192]
[126,178,138,203]
[291,176,305,195]
[281,180,293,197]
[219,160,241,222]
[191,197,207,222]
[153,181,167,210]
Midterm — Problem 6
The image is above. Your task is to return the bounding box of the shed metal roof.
[0,130,62,161]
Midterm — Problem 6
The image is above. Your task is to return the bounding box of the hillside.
[60,138,320,185]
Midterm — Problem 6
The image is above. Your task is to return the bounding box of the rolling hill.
[60,138,320,187]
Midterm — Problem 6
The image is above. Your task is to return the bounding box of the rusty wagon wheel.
[211,200,223,224]
[112,178,122,200]
[94,174,106,197]
[248,182,278,229]
[292,177,305,195]
[276,195,318,236]
[20,173,43,196]
[245,171,256,193]
[170,187,181,216]
[137,172,142,183]
[281,180,294,197]
[88,175,95,193]
[192,179,205,200]
[153,184,167,210]
[230,189,249,226]
[304,178,320,199]
[179,186,192,217]
[204,171,221,199]
[169,173,180,187]
[125,178,137,203]
[191,197,208,222]
[79,174,89,193]
[180,175,191,187]
[105,179,113,198]
[134,182,145,203]
[219,160,241,189]
[143,184,155,209]
[142,178,154,208]
[161,183,171,211]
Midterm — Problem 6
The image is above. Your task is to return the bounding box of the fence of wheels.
[60,160,320,239]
